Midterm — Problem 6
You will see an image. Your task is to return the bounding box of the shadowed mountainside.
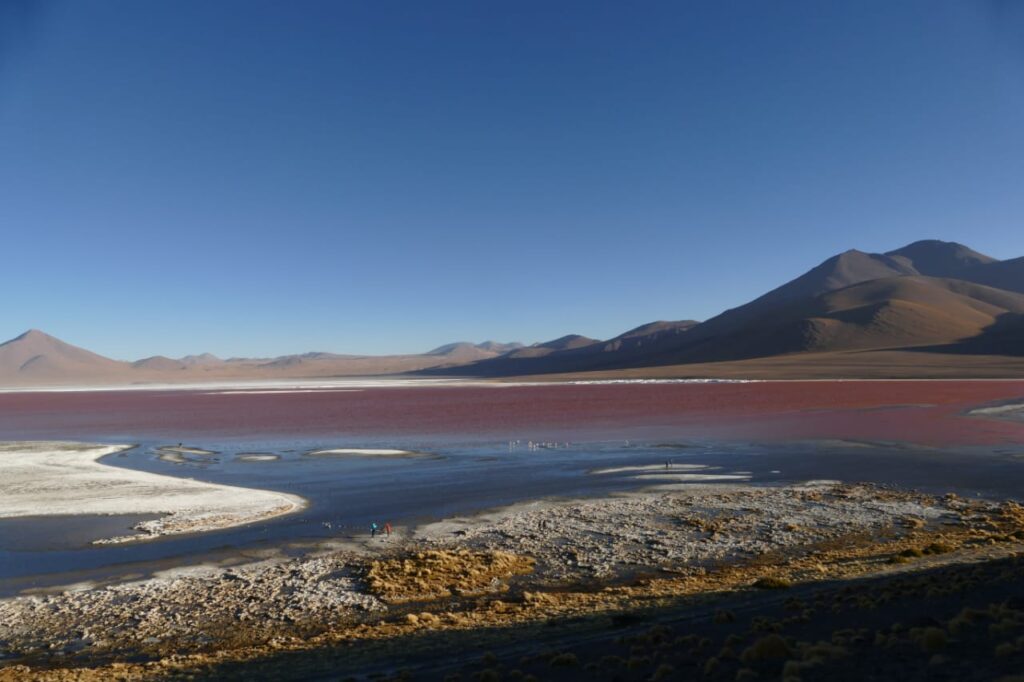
[433,240,1024,377]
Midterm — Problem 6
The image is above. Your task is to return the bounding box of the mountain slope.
[958,256,1024,295]
[0,330,128,381]
[670,276,1024,363]
[616,240,1023,367]
[425,341,523,363]
[428,324,701,377]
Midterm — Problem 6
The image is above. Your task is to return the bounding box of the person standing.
[370,522,378,538]
[384,522,392,539]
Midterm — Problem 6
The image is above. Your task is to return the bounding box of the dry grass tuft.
[365,550,534,602]
[549,652,579,667]
[741,634,792,662]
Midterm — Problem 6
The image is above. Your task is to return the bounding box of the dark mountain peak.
[429,341,525,356]
[476,341,524,353]
[425,339,468,356]
[427,341,476,356]
[886,240,997,277]
[725,248,916,317]
[536,334,599,351]
[616,320,700,340]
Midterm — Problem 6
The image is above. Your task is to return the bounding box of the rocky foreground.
[4,482,1024,680]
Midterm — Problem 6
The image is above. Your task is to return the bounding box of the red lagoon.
[0,381,1023,446]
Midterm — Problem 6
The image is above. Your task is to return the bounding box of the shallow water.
[2,381,1024,594]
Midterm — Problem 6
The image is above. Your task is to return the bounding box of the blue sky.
[1,1,1022,359]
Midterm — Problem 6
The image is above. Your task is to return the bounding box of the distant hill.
[499,335,600,360]
[0,330,126,382]
[181,353,221,365]
[0,331,525,387]
[133,355,187,371]
[426,341,523,362]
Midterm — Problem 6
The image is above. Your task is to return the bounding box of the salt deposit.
[0,442,305,543]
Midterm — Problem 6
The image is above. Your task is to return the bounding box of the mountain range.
[0,333,521,387]
[4,240,1024,386]
[436,240,1024,377]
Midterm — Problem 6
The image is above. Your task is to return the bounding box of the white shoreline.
[3,376,1020,395]
[0,442,306,544]
[306,448,422,458]
[590,463,712,474]
[0,377,763,394]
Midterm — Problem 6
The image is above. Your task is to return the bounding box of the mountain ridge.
[5,239,1024,385]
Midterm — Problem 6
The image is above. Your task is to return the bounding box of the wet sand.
[0,442,305,544]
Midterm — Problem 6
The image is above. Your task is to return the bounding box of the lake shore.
[0,442,305,544]
[4,480,1024,680]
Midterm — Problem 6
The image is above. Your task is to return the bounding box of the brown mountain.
[665,240,1024,364]
[664,276,1024,363]
[426,341,523,362]
[0,330,127,382]
[133,356,188,371]
[438,240,1024,377]
[0,331,525,387]
[428,324,703,377]
[501,335,600,359]
[885,240,997,278]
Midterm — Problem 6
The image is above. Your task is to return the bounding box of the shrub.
[741,634,792,662]
[549,653,579,668]
[652,663,675,680]
[995,642,1017,657]
[920,627,946,653]
[923,541,955,555]
[714,608,737,623]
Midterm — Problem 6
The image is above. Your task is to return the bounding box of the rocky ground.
[416,482,954,581]
[3,482,1024,680]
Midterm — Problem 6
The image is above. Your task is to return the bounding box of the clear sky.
[1,1,1022,359]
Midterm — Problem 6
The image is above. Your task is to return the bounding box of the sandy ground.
[0,442,305,543]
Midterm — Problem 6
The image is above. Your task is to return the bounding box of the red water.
[1,381,1023,446]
